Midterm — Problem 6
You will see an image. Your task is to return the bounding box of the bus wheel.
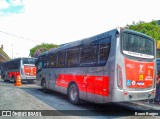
[68,84,80,104]
[42,80,47,93]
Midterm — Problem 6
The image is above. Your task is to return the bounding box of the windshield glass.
[122,32,154,59]
[22,58,36,65]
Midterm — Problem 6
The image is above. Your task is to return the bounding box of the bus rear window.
[122,33,154,59]
[22,58,36,65]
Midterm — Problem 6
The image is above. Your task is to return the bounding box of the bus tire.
[68,83,80,104]
[42,80,48,93]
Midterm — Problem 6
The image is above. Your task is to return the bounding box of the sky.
[0,0,159,58]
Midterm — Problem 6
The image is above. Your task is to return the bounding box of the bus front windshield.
[22,58,36,65]
[122,32,154,59]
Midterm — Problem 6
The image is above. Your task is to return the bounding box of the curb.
[116,101,160,110]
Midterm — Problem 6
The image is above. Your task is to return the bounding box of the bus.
[36,28,156,104]
[155,58,160,102]
[156,58,160,73]
[1,57,37,83]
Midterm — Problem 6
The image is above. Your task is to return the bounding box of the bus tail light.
[123,91,128,95]
[117,65,123,89]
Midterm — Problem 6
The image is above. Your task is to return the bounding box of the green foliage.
[126,20,160,40]
[30,43,59,57]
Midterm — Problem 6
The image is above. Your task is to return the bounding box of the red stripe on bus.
[56,74,109,96]
[8,72,20,78]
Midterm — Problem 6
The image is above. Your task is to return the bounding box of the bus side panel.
[55,74,87,94]
[35,29,119,103]
[52,31,117,103]
[7,70,20,81]
[9,71,20,78]
[55,74,109,103]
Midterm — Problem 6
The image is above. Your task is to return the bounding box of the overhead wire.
[0,30,39,42]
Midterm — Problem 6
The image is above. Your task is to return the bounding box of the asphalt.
[0,79,86,119]
[117,100,160,111]
[0,79,160,119]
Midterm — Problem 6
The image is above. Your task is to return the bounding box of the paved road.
[0,79,159,119]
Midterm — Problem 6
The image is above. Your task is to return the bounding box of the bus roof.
[122,29,153,39]
[39,28,154,57]
[40,28,119,57]
[2,57,37,64]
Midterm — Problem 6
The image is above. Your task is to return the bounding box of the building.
[0,45,10,76]
[0,45,10,63]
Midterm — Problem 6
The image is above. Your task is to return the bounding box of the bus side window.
[98,37,111,66]
[80,45,89,66]
[80,44,98,67]
[37,60,43,73]
[39,61,43,69]
[13,61,18,69]
[66,47,79,67]
[12,61,15,69]
[57,51,65,68]
[49,53,57,68]
[15,60,20,69]
[36,56,44,73]
[99,43,110,66]
[43,55,49,68]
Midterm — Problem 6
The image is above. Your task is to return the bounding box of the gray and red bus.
[36,28,156,104]
[1,57,37,83]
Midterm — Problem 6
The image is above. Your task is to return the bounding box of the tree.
[126,20,160,40]
[30,43,58,58]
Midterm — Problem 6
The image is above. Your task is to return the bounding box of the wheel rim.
[70,87,78,101]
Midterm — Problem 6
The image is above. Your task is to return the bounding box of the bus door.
[36,59,44,85]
